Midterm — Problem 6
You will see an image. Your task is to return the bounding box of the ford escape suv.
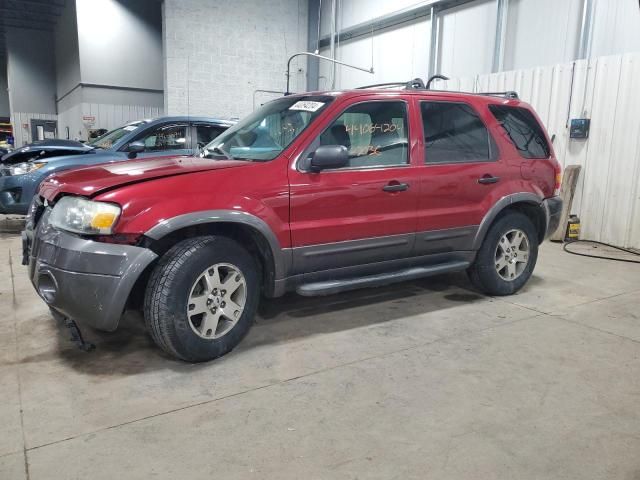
[24,81,562,362]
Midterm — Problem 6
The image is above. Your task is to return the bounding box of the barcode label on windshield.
[289,101,325,112]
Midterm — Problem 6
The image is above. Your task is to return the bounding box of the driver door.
[288,98,421,276]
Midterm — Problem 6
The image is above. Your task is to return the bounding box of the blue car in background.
[0,116,234,215]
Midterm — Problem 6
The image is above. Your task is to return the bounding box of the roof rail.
[478,91,519,99]
[354,78,520,100]
[356,78,426,90]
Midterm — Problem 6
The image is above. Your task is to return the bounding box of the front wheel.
[468,211,539,296]
[144,236,260,362]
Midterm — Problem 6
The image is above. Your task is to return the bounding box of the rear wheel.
[468,211,538,296]
[144,236,260,362]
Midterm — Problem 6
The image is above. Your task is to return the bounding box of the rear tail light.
[553,159,562,196]
[554,172,562,196]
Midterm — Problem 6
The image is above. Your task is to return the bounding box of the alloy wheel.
[186,263,247,339]
[495,229,530,281]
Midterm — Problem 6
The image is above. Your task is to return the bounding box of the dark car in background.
[1,139,94,165]
[0,116,234,215]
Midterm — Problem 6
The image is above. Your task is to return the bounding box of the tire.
[468,211,539,296]
[144,236,260,362]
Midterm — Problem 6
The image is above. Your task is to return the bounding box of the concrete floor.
[1,230,640,480]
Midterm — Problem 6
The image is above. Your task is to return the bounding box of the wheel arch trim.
[144,210,289,285]
[472,192,543,250]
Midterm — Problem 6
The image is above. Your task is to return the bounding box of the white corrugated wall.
[434,52,640,249]
[8,113,58,147]
[56,103,164,143]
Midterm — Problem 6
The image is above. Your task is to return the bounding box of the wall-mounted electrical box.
[570,118,590,139]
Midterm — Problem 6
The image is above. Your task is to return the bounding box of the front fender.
[144,209,289,283]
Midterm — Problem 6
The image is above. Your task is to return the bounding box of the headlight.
[9,162,45,176]
[49,197,121,235]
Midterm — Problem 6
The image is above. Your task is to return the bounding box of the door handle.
[383,182,409,192]
[478,175,500,185]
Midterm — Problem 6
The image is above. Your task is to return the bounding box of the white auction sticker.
[289,101,325,112]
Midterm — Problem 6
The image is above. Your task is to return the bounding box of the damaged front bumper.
[24,207,157,331]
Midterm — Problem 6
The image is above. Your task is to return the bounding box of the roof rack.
[478,91,519,99]
[355,76,520,99]
[356,78,426,90]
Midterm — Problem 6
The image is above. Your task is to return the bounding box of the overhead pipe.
[285,52,373,95]
[428,6,441,78]
[492,0,508,73]
[577,0,594,60]
[329,0,337,88]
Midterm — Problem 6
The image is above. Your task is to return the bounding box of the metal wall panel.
[437,52,640,248]
[503,0,582,71]
[9,112,58,147]
[318,16,430,89]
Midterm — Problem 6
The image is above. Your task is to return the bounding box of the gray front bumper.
[25,209,158,331]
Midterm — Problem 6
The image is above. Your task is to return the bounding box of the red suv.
[24,82,562,362]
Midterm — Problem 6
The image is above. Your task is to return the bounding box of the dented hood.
[1,139,93,165]
[39,155,250,201]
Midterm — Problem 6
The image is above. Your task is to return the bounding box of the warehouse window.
[489,105,550,159]
[421,101,496,164]
[313,101,409,169]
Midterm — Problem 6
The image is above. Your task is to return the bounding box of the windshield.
[89,121,147,149]
[203,95,334,161]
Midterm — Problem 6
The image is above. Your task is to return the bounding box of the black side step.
[296,261,470,297]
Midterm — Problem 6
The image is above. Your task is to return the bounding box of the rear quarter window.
[489,105,550,159]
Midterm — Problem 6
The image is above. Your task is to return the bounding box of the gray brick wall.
[163,0,308,118]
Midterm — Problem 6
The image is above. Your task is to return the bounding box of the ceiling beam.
[318,0,477,48]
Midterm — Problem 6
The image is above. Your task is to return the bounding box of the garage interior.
[1,0,640,479]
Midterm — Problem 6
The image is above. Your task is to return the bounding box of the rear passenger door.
[414,98,501,255]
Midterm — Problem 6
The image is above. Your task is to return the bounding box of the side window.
[137,124,188,152]
[315,101,409,169]
[488,105,550,159]
[421,101,496,164]
[196,124,226,147]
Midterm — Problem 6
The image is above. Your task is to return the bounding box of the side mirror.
[127,141,146,159]
[309,145,349,172]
